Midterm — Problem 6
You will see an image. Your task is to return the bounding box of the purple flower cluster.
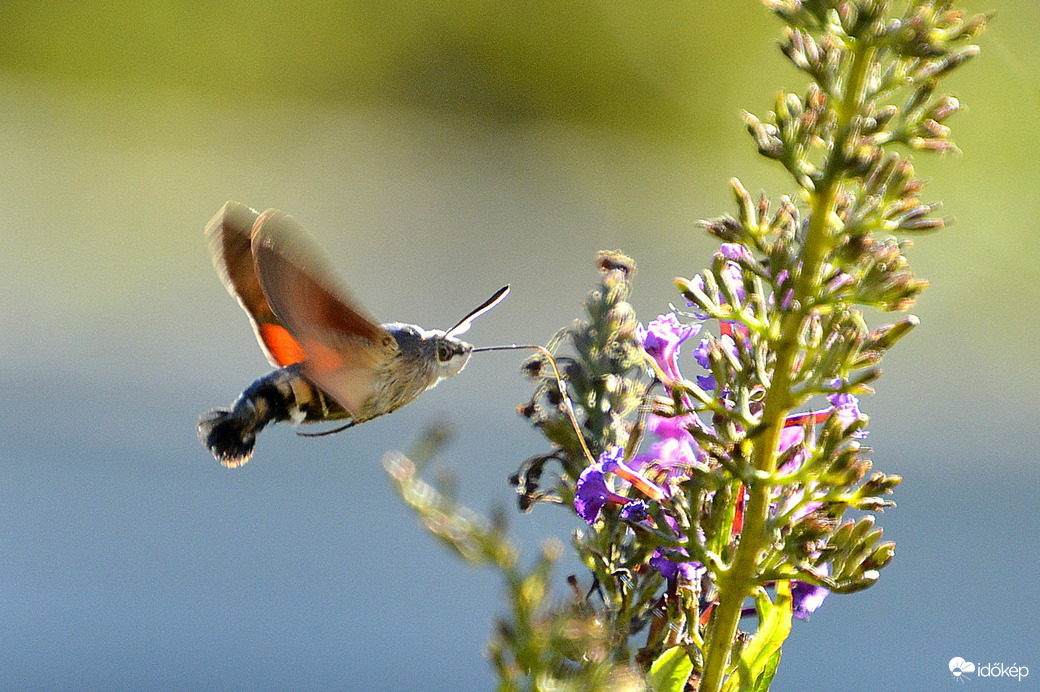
[575,448,703,584]
[572,256,866,617]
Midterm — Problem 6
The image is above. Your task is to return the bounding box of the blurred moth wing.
[250,209,400,418]
[205,201,308,367]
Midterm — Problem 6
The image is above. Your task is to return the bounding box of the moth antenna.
[445,285,510,337]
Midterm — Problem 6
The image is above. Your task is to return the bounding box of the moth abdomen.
[197,366,332,468]
[197,407,259,468]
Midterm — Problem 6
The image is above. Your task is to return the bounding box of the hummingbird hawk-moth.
[197,201,509,467]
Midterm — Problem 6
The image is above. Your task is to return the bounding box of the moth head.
[432,332,475,378]
[386,324,474,381]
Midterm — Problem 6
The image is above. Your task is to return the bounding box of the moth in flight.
[197,202,509,467]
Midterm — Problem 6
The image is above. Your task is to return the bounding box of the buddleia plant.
[386,1,988,690]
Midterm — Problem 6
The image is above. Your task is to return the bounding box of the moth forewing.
[250,209,399,418]
[205,201,307,367]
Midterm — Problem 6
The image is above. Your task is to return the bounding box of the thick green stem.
[698,41,876,692]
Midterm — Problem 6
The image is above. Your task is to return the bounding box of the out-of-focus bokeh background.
[1,1,1036,689]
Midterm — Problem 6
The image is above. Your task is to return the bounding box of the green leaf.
[722,583,793,692]
[748,648,783,692]
[648,646,693,692]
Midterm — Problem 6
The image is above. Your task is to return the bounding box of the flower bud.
[861,541,897,571]
[700,216,744,243]
[675,277,710,317]
[860,472,902,496]
[916,45,980,81]
[865,316,920,353]
[731,177,757,230]
[743,111,784,159]
[928,95,961,121]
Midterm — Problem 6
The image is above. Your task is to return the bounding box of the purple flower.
[692,333,738,392]
[627,410,710,496]
[638,313,699,382]
[692,338,714,390]
[575,453,631,524]
[574,447,666,524]
[778,418,812,460]
[828,392,865,434]
[717,243,754,263]
[619,498,705,583]
[825,271,855,294]
[650,552,705,582]
[778,392,865,472]
[619,500,650,523]
[792,566,830,620]
[650,514,705,582]
[649,414,702,463]
[741,575,830,622]
[685,254,749,319]
[636,313,711,469]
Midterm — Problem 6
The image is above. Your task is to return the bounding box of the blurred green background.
[1,1,1037,690]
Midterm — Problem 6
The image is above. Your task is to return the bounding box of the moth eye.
[437,344,452,362]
